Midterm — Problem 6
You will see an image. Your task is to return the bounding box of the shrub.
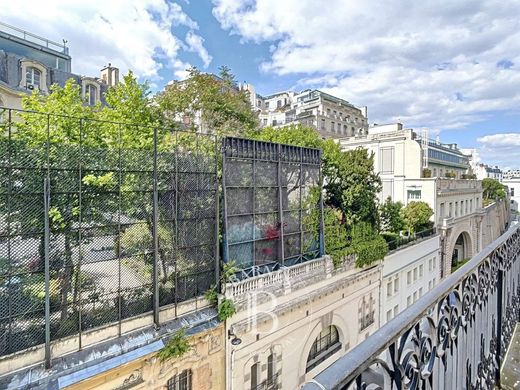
[353,235,389,267]
[157,328,191,362]
[217,298,236,321]
[422,168,432,178]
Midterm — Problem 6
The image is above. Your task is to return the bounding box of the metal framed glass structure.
[222,137,324,277]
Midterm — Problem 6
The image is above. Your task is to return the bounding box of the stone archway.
[451,231,472,269]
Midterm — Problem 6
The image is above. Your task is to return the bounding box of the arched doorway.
[451,232,472,271]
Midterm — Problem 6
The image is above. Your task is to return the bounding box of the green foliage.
[351,235,389,267]
[422,168,432,178]
[401,201,433,233]
[157,67,257,136]
[445,171,456,178]
[462,173,477,179]
[322,207,349,267]
[82,172,115,188]
[157,328,191,362]
[217,298,236,321]
[482,178,506,202]
[379,197,404,233]
[347,222,389,267]
[204,287,218,305]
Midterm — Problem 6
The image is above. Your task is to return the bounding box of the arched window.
[26,67,41,89]
[85,84,97,105]
[166,369,192,390]
[306,325,341,372]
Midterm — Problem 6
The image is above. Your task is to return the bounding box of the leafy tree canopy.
[401,201,433,233]
[379,197,404,233]
[482,178,506,202]
[156,66,258,136]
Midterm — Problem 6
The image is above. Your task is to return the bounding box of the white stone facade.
[225,256,381,390]
[381,235,441,325]
[242,84,368,139]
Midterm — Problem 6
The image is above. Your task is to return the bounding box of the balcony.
[302,223,520,389]
[251,372,281,390]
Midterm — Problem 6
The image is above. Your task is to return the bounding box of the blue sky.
[2,0,519,169]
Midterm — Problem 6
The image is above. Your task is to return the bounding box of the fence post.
[318,150,325,257]
[214,136,220,287]
[277,143,285,265]
[495,268,504,386]
[152,127,160,327]
[43,177,51,369]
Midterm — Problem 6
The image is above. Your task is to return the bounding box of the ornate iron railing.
[302,223,520,390]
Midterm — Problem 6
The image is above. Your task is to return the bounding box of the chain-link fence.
[0,108,218,364]
[222,137,324,277]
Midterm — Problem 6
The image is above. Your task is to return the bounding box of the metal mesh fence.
[0,108,217,361]
[222,137,324,276]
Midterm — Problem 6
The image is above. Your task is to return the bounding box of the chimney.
[100,63,119,87]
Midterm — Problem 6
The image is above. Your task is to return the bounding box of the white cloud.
[185,31,213,68]
[1,0,212,82]
[475,133,520,169]
[212,0,520,130]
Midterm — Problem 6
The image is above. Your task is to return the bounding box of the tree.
[379,197,404,233]
[482,178,506,203]
[401,201,433,234]
[157,66,258,136]
[6,74,164,334]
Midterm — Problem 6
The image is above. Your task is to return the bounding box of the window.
[433,278,436,286]
[343,124,348,134]
[429,280,432,290]
[306,325,341,372]
[413,291,418,302]
[394,276,399,293]
[413,268,417,281]
[331,121,335,131]
[407,190,421,200]
[265,102,269,109]
[380,147,395,174]
[419,287,423,297]
[327,108,331,115]
[360,295,375,330]
[321,119,326,130]
[382,180,394,201]
[86,84,97,105]
[387,281,392,297]
[267,354,275,385]
[277,100,282,108]
[407,270,412,285]
[449,202,453,217]
[407,296,412,307]
[263,118,267,125]
[393,305,398,316]
[250,363,259,389]
[26,67,41,89]
[166,370,192,390]
[386,310,392,322]
[429,259,432,271]
[337,122,341,132]
[512,188,515,197]
[433,168,437,177]
[419,265,423,278]
[433,257,436,269]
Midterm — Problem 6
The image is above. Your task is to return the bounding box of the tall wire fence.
[0,108,218,365]
[222,137,324,277]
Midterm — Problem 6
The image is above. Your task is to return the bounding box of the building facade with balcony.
[225,256,380,390]
[241,83,368,139]
[0,21,118,109]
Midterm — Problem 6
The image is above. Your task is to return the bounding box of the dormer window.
[86,84,97,105]
[26,67,41,90]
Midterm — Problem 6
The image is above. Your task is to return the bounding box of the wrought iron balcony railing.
[302,223,520,390]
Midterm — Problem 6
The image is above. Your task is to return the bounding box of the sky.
[1,0,519,169]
